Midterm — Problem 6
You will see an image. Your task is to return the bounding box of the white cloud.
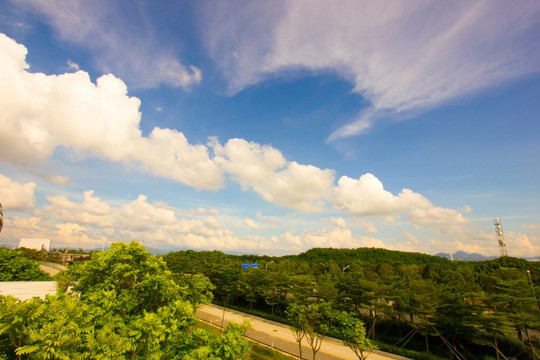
[42,174,70,185]
[355,218,378,234]
[66,59,79,71]
[0,185,308,253]
[244,218,261,232]
[44,191,178,233]
[275,231,303,252]
[0,178,536,258]
[329,173,432,217]
[329,217,347,229]
[303,224,388,250]
[204,1,540,138]
[327,108,377,141]
[408,207,470,228]
[214,138,335,212]
[0,174,36,211]
[14,0,201,89]
[204,216,222,230]
[214,138,286,185]
[30,189,274,250]
[0,34,222,190]
[190,207,208,216]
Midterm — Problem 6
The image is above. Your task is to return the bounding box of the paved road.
[196,304,409,360]
[39,263,66,276]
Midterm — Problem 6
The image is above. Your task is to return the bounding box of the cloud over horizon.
[1,171,538,258]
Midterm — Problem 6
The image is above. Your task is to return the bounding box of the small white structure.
[19,238,52,253]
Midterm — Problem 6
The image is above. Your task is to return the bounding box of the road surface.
[196,304,409,360]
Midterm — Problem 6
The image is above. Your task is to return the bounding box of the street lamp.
[527,270,540,311]
[342,265,350,278]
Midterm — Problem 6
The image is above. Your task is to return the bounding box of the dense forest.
[164,247,540,360]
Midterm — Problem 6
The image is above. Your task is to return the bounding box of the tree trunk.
[494,336,500,360]
[372,315,376,342]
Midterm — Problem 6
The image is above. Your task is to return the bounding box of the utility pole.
[527,270,540,311]
[342,265,350,278]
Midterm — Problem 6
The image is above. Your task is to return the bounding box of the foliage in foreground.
[0,242,251,359]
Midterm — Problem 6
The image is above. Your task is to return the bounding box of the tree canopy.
[0,242,250,359]
[164,247,540,359]
[0,247,50,281]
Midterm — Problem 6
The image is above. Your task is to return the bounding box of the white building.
[18,238,51,253]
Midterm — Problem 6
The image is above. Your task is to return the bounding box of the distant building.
[18,238,52,253]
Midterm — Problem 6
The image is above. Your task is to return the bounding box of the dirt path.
[196,304,409,360]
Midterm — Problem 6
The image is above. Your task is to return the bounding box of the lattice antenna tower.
[494,217,507,257]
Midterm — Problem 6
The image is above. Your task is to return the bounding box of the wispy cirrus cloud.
[203,0,540,139]
[13,0,201,89]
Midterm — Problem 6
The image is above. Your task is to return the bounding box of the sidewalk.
[196,304,410,360]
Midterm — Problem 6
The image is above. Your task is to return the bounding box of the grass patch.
[248,343,296,360]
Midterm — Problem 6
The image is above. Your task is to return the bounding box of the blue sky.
[1,0,539,257]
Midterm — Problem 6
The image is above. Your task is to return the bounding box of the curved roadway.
[196,304,410,360]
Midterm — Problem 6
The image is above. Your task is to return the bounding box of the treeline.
[164,247,540,360]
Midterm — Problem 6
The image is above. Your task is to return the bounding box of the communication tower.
[494,217,507,257]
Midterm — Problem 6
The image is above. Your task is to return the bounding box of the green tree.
[13,248,48,262]
[287,302,333,360]
[68,241,183,315]
[1,242,251,359]
[239,270,264,310]
[173,273,215,307]
[0,248,50,281]
[289,274,315,305]
[485,268,540,359]
[408,278,440,354]
[474,291,517,360]
[286,303,307,360]
[336,312,376,360]
[315,273,339,305]
[0,296,45,360]
[261,271,286,315]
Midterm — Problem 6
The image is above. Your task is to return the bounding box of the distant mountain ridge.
[435,250,540,261]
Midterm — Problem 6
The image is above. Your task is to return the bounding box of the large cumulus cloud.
[0,34,222,190]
